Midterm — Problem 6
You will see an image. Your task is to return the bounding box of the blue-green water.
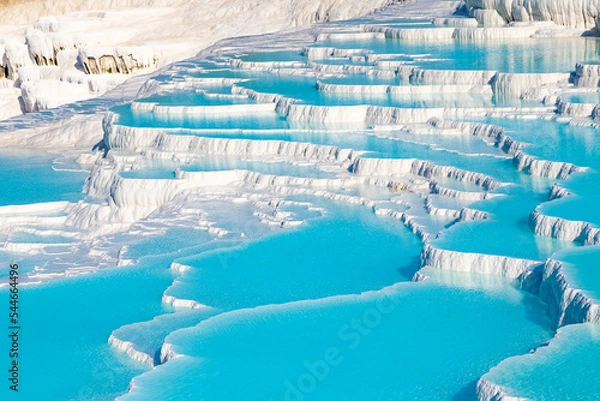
[3,6,600,401]
[120,281,551,401]
[556,245,600,302]
[315,36,600,73]
[164,206,422,310]
[561,92,600,104]
[433,183,574,261]
[483,323,600,400]
[0,150,86,206]
[0,257,170,400]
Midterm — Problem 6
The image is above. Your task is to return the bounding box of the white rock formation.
[529,208,600,245]
[1,40,33,80]
[471,9,506,26]
[420,243,543,282]
[104,122,357,165]
[316,31,386,41]
[548,184,571,200]
[512,6,530,22]
[477,377,528,401]
[491,72,571,98]
[20,80,94,113]
[432,17,479,27]
[425,197,489,221]
[0,79,22,119]
[0,0,401,120]
[556,97,597,117]
[362,24,457,39]
[410,69,496,85]
[317,82,493,96]
[108,334,156,368]
[350,157,503,190]
[514,152,584,179]
[78,47,158,74]
[25,29,58,66]
[452,24,541,39]
[304,46,368,61]
[539,258,600,327]
[574,62,600,87]
[431,182,498,200]
[464,0,600,29]
[430,119,586,179]
[0,0,398,28]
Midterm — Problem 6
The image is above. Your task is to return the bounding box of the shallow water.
[0,150,86,206]
[561,92,600,104]
[477,117,600,167]
[0,228,245,400]
[0,258,169,400]
[3,6,600,401]
[483,323,600,400]
[538,171,600,226]
[316,36,600,73]
[121,280,552,401]
[433,183,574,261]
[165,205,422,310]
[556,245,600,302]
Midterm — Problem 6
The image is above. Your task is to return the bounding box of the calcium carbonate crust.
[4,3,600,400]
[464,0,600,29]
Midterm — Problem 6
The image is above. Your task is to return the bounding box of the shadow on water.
[396,255,422,279]
[451,379,478,401]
